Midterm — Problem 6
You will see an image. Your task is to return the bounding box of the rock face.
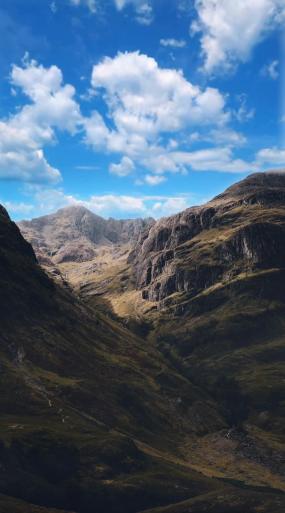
[18,206,154,264]
[130,172,285,301]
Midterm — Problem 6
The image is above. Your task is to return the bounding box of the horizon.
[0,1,284,221]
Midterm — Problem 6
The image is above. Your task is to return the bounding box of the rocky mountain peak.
[18,206,154,264]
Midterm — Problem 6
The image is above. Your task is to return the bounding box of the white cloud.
[152,197,190,216]
[85,51,229,177]
[160,38,187,48]
[12,186,191,220]
[0,57,81,183]
[109,156,135,176]
[11,57,81,134]
[0,144,61,183]
[145,174,166,185]
[87,194,146,214]
[82,52,264,180]
[143,147,254,174]
[256,147,285,166]
[1,200,34,216]
[261,59,279,79]
[90,52,227,136]
[209,128,247,146]
[192,0,285,73]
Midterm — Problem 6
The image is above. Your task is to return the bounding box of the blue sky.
[0,0,284,220]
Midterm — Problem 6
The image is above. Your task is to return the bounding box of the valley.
[0,172,284,512]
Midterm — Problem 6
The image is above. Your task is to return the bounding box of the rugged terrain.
[2,171,285,512]
[19,206,153,265]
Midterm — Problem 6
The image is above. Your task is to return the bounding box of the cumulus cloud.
[256,147,285,167]
[90,52,227,138]
[0,56,81,183]
[192,0,285,73]
[109,156,135,176]
[0,144,61,183]
[11,57,81,134]
[84,51,232,178]
[145,174,166,186]
[152,196,190,216]
[143,147,254,174]
[82,51,275,180]
[209,128,247,146]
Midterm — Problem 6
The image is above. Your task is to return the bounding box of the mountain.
[128,171,285,489]
[1,201,276,513]
[130,171,285,301]
[5,171,285,512]
[18,206,154,265]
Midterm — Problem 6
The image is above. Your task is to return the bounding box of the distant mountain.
[18,206,154,264]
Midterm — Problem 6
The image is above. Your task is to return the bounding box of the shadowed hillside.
[0,205,220,512]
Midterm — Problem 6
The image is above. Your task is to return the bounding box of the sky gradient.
[0,0,284,220]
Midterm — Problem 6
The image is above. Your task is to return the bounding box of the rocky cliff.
[130,172,285,301]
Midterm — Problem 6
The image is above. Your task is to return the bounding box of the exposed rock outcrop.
[130,172,285,302]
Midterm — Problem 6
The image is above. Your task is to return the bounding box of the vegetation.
[1,173,285,512]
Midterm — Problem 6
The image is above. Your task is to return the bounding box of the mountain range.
[0,172,284,512]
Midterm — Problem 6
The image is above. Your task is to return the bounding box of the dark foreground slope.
[0,204,215,512]
[4,203,284,513]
